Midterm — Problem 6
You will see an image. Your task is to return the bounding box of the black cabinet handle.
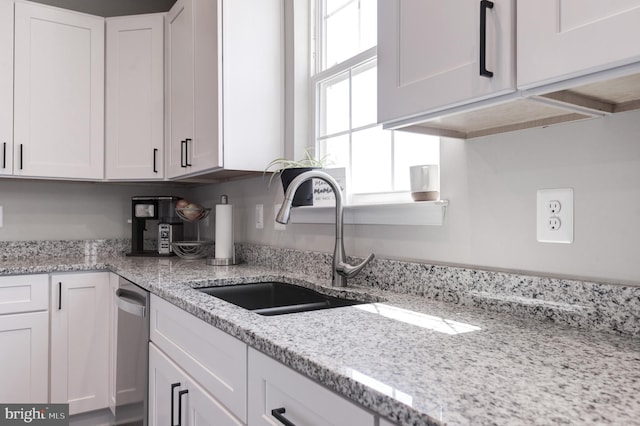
[170,382,181,426]
[19,144,23,170]
[153,148,158,173]
[58,282,62,310]
[185,138,192,167]
[479,0,494,77]
[180,140,187,168]
[2,142,5,169]
[271,408,297,426]
[177,389,188,426]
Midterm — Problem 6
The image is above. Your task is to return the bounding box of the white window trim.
[290,200,449,226]
[304,0,447,226]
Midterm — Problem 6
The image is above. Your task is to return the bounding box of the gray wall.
[0,180,188,241]
[2,110,638,285]
[190,109,640,286]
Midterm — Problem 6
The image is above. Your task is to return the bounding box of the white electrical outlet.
[255,204,264,229]
[548,200,562,215]
[0,205,3,228]
[537,188,573,243]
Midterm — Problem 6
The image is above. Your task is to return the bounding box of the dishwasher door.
[114,277,150,425]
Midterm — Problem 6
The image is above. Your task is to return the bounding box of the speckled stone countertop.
[1,253,639,425]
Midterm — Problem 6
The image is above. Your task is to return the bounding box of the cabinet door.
[378,0,515,124]
[50,272,110,415]
[166,0,221,178]
[221,0,283,172]
[190,0,222,174]
[248,348,375,426]
[149,343,243,426]
[106,14,164,180]
[518,0,640,88]
[0,274,49,315]
[149,343,182,426]
[108,274,118,414]
[0,312,49,403]
[166,0,196,178]
[14,2,104,180]
[0,0,12,175]
[150,295,247,422]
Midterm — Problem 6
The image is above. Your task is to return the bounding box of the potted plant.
[265,149,329,206]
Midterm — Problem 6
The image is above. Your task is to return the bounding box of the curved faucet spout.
[275,170,375,287]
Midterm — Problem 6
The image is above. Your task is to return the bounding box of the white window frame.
[296,0,447,225]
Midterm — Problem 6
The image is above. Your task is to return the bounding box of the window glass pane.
[351,59,377,129]
[318,134,349,169]
[323,0,377,70]
[360,0,377,53]
[319,71,349,137]
[325,2,359,68]
[326,0,353,15]
[393,132,440,191]
[351,127,392,193]
[316,0,439,203]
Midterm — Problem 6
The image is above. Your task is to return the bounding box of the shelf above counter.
[289,200,449,226]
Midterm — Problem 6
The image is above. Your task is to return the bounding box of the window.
[312,0,439,205]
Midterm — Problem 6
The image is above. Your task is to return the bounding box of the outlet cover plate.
[537,188,573,243]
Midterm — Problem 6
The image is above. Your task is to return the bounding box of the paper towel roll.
[215,203,234,259]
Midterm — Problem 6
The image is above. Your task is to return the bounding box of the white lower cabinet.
[50,272,110,415]
[149,294,247,423]
[149,343,242,426]
[0,274,49,403]
[248,348,375,426]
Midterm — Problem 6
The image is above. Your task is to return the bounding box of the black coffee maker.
[128,196,183,256]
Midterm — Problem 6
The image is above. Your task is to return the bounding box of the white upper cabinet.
[106,14,165,180]
[518,0,640,89]
[378,0,516,126]
[0,0,13,176]
[13,1,104,180]
[166,0,203,177]
[166,0,283,179]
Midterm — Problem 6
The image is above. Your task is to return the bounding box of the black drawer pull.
[180,140,186,168]
[170,382,181,426]
[479,0,494,77]
[184,138,192,167]
[153,148,158,173]
[177,389,188,426]
[19,144,23,169]
[271,407,297,426]
[58,282,62,310]
[2,142,5,168]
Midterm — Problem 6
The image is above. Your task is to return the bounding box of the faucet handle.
[336,253,375,279]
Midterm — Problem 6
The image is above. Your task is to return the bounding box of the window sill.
[289,200,449,226]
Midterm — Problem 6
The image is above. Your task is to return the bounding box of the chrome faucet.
[276,170,375,287]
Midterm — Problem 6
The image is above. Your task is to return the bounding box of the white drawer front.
[150,295,247,422]
[0,274,49,315]
[248,348,375,426]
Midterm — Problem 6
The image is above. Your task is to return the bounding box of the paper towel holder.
[207,256,237,266]
[207,195,239,266]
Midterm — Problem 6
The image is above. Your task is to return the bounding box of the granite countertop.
[2,254,639,425]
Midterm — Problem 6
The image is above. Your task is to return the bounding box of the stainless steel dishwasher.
[113,277,150,425]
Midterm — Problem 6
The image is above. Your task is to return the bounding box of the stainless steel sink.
[197,281,366,316]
